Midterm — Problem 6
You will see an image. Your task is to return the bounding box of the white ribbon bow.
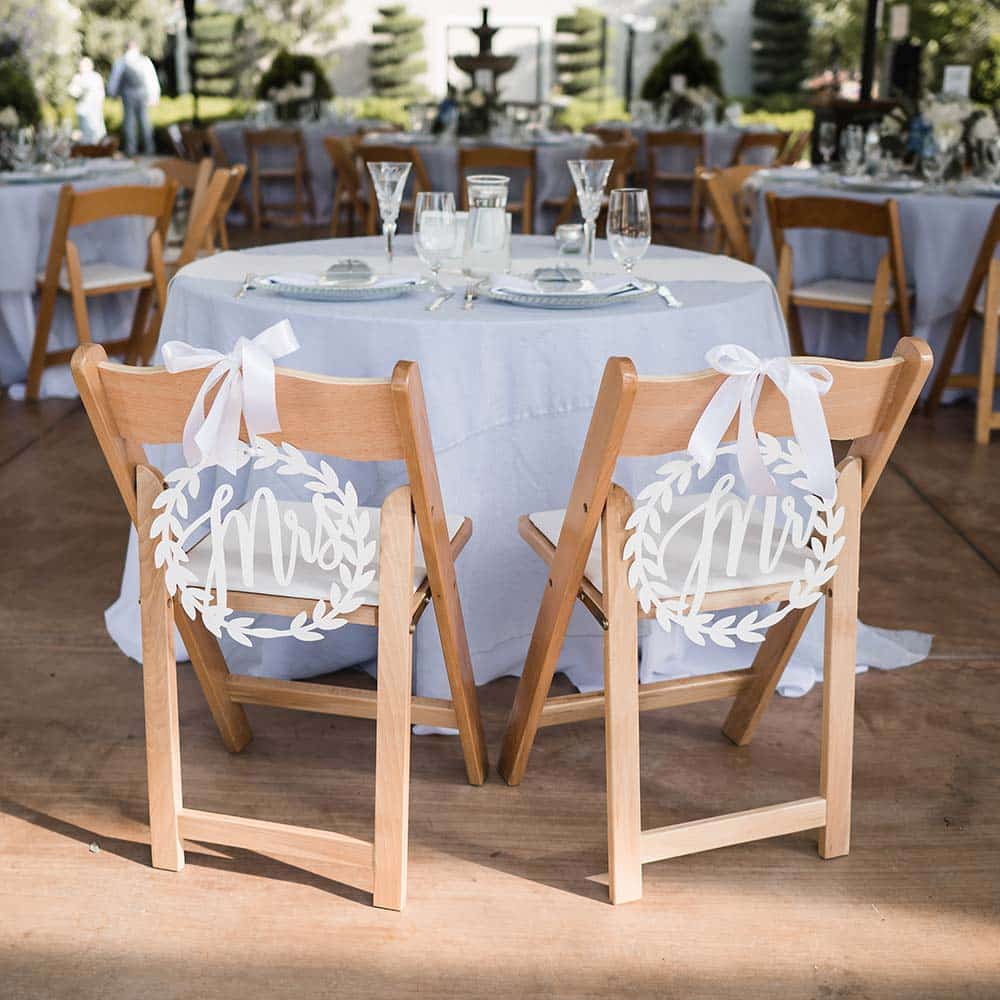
[161,320,300,473]
[688,344,836,499]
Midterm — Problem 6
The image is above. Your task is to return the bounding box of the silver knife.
[657,284,682,308]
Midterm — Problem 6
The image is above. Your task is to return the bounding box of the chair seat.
[792,278,907,308]
[185,500,466,607]
[528,491,811,596]
[38,262,152,292]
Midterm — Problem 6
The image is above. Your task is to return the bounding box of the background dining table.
[0,160,164,399]
[104,234,931,709]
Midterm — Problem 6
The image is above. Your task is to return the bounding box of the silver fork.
[656,283,682,308]
[236,273,258,299]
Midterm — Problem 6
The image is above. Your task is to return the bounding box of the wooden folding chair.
[730,130,789,167]
[71,137,121,159]
[71,346,489,909]
[699,164,761,262]
[162,168,231,277]
[926,203,1000,443]
[646,129,704,234]
[25,181,176,401]
[154,157,212,259]
[207,164,247,251]
[585,124,633,145]
[498,340,932,902]
[244,127,316,231]
[324,136,369,237]
[180,125,254,231]
[458,146,537,235]
[357,144,431,236]
[777,130,811,167]
[548,141,638,230]
[767,193,913,360]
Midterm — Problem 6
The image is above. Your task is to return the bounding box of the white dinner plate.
[258,272,422,302]
[487,272,655,309]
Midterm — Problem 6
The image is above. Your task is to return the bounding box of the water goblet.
[839,125,864,176]
[11,127,35,171]
[921,135,946,188]
[567,158,613,272]
[366,161,412,270]
[414,191,457,293]
[818,121,837,169]
[606,188,651,279]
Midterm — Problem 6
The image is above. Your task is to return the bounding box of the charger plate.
[487,272,655,310]
[259,275,422,302]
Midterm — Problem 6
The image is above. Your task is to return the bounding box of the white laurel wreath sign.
[624,434,845,648]
[150,438,376,646]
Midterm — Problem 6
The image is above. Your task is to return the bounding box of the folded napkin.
[259,271,421,289]
[491,273,641,297]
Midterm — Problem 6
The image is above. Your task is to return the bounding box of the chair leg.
[373,486,414,911]
[136,465,185,872]
[602,485,642,904]
[787,304,806,356]
[26,284,58,401]
[174,609,252,753]
[926,309,971,417]
[819,457,861,859]
[976,274,1000,445]
[124,287,152,365]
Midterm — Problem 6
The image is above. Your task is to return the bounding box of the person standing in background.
[67,57,107,143]
[108,40,161,155]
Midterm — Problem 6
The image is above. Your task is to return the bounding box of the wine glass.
[921,135,946,188]
[11,127,35,171]
[414,191,457,293]
[818,121,837,169]
[607,188,651,279]
[839,125,864,176]
[366,161,412,270]
[568,158,614,272]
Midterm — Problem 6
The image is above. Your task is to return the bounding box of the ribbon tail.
[787,373,837,499]
[688,376,743,473]
[736,374,779,496]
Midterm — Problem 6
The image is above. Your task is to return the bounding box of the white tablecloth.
[105,235,930,702]
[0,163,163,398]
[749,173,999,382]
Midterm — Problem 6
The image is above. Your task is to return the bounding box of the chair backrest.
[730,130,789,166]
[777,130,811,166]
[179,125,212,161]
[71,137,120,159]
[357,143,432,193]
[244,127,308,176]
[71,346,460,612]
[154,156,213,198]
[586,125,632,144]
[646,130,704,178]
[700,165,760,263]
[324,135,363,191]
[588,140,637,189]
[173,168,231,268]
[210,164,247,250]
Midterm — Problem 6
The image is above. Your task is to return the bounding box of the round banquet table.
[105,235,931,706]
[748,170,1000,383]
[0,161,164,398]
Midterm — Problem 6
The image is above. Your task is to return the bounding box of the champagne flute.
[568,158,614,273]
[366,161,411,270]
[414,191,457,293]
[818,121,836,169]
[607,188,651,280]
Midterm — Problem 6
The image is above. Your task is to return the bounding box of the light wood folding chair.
[208,164,247,251]
[585,125,633,145]
[767,192,913,360]
[153,157,212,262]
[71,346,489,909]
[646,129,704,234]
[324,135,369,237]
[357,144,431,236]
[699,164,761,262]
[162,168,230,277]
[926,203,1000,443]
[777,130,811,166]
[547,141,638,230]
[498,340,932,902]
[244,127,316,231]
[26,181,176,401]
[458,145,537,234]
[181,125,253,232]
[71,137,121,159]
[730,130,789,167]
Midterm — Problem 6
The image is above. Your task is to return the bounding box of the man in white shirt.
[108,40,161,155]
[67,57,107,143]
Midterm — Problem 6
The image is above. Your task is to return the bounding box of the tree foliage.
[0,43,42,124]
[640,32,723,102]
[241,0,345,65]
[752,0,811,95]
[192,9,242,98]
[554,7,606,99]
[77,0,166,74]
[369,4,427,99]
[0,0,80,104]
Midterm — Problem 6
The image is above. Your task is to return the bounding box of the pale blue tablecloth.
[105,235,930,701]
[0,163,163,398]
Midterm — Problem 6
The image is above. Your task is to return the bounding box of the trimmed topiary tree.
[640,32,723,104]
[369,5,427,100]
[554,7,606,99]
[193,9,241,98]
[0,41,41,126]
[752,0,811,95]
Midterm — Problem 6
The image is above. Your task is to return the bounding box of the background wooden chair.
[767,192,913,360]
[585,124,633,145]
[153,156,212,258]
[699,164,762,262]
[777,130,811,166]
[458,145,537,234]
[548,141,637,231]
[71,347,489,910]
[26,181,176,401]
[71,137,120,159]
[180,125,253,228]
[244,127,316,231]
[208,164,247,251]
[926,203,1000,443]
[498,341,932,902]
[645,129,704,234]
[357,144,431,236]
[162,168,231,277]
[729,130,789,167]
[324,135,369,237]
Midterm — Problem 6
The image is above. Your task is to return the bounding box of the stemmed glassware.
[414,191,457,293]
[818,121,837,169]
[839,125,864,175]
[568,158,614,272]
[9,127,35,171]
[921,135,947,188]
[366,161,411,270]
[607,188,651,279]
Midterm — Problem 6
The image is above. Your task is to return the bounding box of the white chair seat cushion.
[791,278,897,307]
[38,262,153,292]
[185,500,466,607]
[529,492,811,595]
